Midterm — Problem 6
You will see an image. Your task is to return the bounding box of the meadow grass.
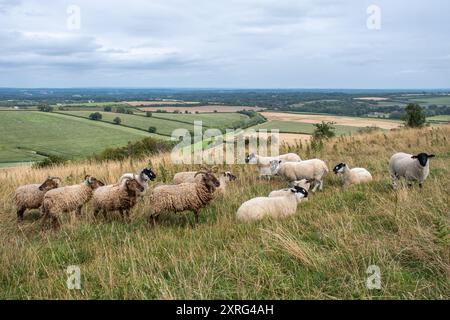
[252,120,362,135]
[0,111,151,163]
[0,126,448,299]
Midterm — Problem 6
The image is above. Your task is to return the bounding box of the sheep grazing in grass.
[41,175,104,229]
[236,186,308,223]
[148,170,220,226]
[14,176,61,221]
[173,169,236,194]
[333,163,373,187]
[268,179,312,201]
[118,167,156,195]
[270,159,329,192]
[92,177,145,221]
[389,152,435,188]
[245,152,302,178]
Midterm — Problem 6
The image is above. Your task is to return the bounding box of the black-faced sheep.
[92,177,145,221]
[270,159,329,192]
[118,167,156,195]
[236,186,308,222]
[148,170,220,226]
[14,176,61,221]
[389,152,435,188]
[41,175,104,229]
[333,163,373,187]
[245,153,302,178]
[268,179,312,200]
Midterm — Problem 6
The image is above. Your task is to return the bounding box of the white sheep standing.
[41,175,104,229]
[389,152,435,188]
[14,176,61,221]
[173,170,237,194]
[118,167,156,195]
[268,179,312,201]
[236,186,308,223]
[245,152,302,178]
[270,159,329,192]
[92,177,145,221]
[332,163,373,187]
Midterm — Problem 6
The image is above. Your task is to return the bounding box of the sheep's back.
[14,184,44,209]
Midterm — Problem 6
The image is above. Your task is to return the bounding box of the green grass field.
[427,115,450,122]
[0,111,152,163]
[409,96,450,105]
[150,112,249,128]
[251,120,362,135]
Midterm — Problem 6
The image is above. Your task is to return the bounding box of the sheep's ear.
[278,160,282,164]
[290,188,296,193]
[428,154,435,158]
[411,155,418,159]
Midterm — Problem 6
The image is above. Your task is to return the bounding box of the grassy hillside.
[0,111,152,163]
[251,120,362,135]
[0,126,448,299]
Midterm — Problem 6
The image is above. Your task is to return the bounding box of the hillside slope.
[0,126,448,299]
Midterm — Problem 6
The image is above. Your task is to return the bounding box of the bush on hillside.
[32,154,67,169]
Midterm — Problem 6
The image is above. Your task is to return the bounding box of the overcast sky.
[0,0,449,88]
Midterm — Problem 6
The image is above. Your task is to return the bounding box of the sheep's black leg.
[17,208,25,221]
[194,211,199,224]
[148,215,156,227]
[93,209,100,218]
[419,183,423,188]
[75,206,82,217]
[51,216,60,230]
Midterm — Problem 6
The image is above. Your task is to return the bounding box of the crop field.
[251,120,362,135]
[139,105,263,113]
[0,111,151,163]
[0,126,448,299]
[408,96,450,105]
[427,115,450,122]
[147,112,249,128]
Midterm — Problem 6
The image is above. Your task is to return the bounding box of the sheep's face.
[290,179,311,191]
[126,179,145,193]
[203,172,221,189]
[333,163,346,174]
[85,176,105,189]
[412,153,435,167]
[270,159,282,174]
[245,153,256,164]
[223,171,237,181]
[141,168,157,181]
[290,186,308,202]
[38,177,60,191]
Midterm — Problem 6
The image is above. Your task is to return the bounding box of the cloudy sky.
[0,0,449,88]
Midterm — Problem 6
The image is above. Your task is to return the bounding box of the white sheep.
[92,177,145,221]
[268,179,312,200]
[148,171,221,226]
[173,170,237,194]
[332,163,373,187]
[118,167,156,195]
[14,176,61,221]
[245,152,302,178]
[236,186,308,223]
[270,159,329,192]
[41,175,104,229]
[389,152,435,188]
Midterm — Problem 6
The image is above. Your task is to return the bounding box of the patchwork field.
[125,101,199,106]
[0,111,151,164]
[251,120,361,135]
[409,96,450,105]
[261,112,402,130]
[139,105,263,113]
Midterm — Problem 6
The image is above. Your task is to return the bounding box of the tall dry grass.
[0,126,448,299]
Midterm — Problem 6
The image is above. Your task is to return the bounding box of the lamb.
[270,159,329,192]
[333,163,373,187]
[148,170,220,226]
[14,176,61,221]
[236,186,308,223]
[245,153,302,178]
[92,177,145,221]
[388,152,435,188]
[268,179,312,200]
[41,175,104,229]
[118,167,156,195]
[173,169,236,194]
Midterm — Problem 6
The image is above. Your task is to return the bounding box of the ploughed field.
[0,126,448,299]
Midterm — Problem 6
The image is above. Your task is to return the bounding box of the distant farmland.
[138,105,264,113]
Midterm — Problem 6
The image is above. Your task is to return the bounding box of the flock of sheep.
[13,151,435,229]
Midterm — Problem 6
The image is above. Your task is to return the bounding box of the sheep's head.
[333,163,346,174]
[270,159,282,174]
[195,171,220,190]
[245,153,256,164]
[141,168,157,181]
[223,171,237,181]
[290,186,308,202]
[84,175,105,189]
[412,153,435,167]
[126,178,145,193]
[38,176,61,191]
[289,179,312,191]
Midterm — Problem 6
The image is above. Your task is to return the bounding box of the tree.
[113,117,121,125]
[116,106,126,114]
[146,111,152,117]
[89,112,102,121]
[126,109,134,115]
[313,121,336,140]
[104,106,112,112]
[37,105,53,112]
[148,126,157,133]
[403,103,426,127]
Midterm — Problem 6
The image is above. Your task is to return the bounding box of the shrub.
[89,112,102,121]
[148,126,157,133]
[104,106,112,112]
[32,155,67,169]
[113,117,121,125]
[37,105,53,112]
[403,103,426,127]
[146,111,152,117]
[313,121,336,140]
